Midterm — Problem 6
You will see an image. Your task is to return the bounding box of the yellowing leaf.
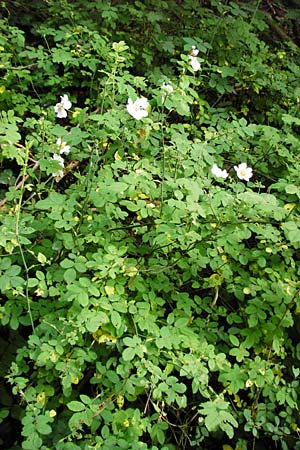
[92,329,117,344]
[284,203,296,211]
[116,395,124,409]
[36,392,46,405]
[114,150,122,160]
[105,285,115,296]
[243,287,251,295]
[126,266,138,277]
[138,193,148,199]
[208,273,223,287]
[72,108,82,118]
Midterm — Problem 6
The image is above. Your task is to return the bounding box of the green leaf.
[22,432,43,450]
[67,401,86,412]
[229,347,249,363]
[64,268,76,284]
[85,311,108,332]
[221,422,235,439]
[282,221,300,243]
[35,192,66,210]
[68,411,87,430]
[52,48,74,65]
[229,334,239,346]
[79,394,91,405]
[35,415,52,435]
[111,310,122,329]
[37,252,47,264]
[77,289,89,307]
[27,278,38,288]
[285,184,300,196]
[122,347,136,361]
[60,259,74,269]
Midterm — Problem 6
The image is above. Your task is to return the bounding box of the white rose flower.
[51,153,65,178]
[189,46,201,72]
[161,82,174,94]
[234,162,253,181]
[211,163,228,179]
[190,45,199,57]
[126,97,149,120]
[189,56,201,72]
[54,94,72,118]
[60,94,72,110]
[53,169,64,178]
[161,82,174,102]
[56,138,71,155]
[52,153,64,166]
[54,103,68,118]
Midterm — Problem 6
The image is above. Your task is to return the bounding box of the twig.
[0,159,40,207]
[143,385,153,414]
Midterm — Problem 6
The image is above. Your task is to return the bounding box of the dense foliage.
[1,1,300,449]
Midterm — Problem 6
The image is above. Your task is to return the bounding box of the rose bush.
[0,1,300,449]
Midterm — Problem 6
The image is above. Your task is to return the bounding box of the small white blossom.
[161,82,174,102]
[60,94,72,110]
[54,103,68,118]
[234,162,253,181]
[52,153,64,166]
[161,82,174,94]
[189,56,201,72]
[56,138,71,155]
[190,45,199,57]
[189,46,201,72]
[53,169,64,178]
[51,153,65,178]
[54,94,72,118]
[211,163,228,179]
[126,97,149,120]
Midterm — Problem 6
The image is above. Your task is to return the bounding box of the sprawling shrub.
[1,1,300,449]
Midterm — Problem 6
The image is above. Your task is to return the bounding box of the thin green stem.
[75,143,100,233]
[159,96,168,216]
[160,126,166,216]
[15,143,35,333]
[250,0,262,28]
